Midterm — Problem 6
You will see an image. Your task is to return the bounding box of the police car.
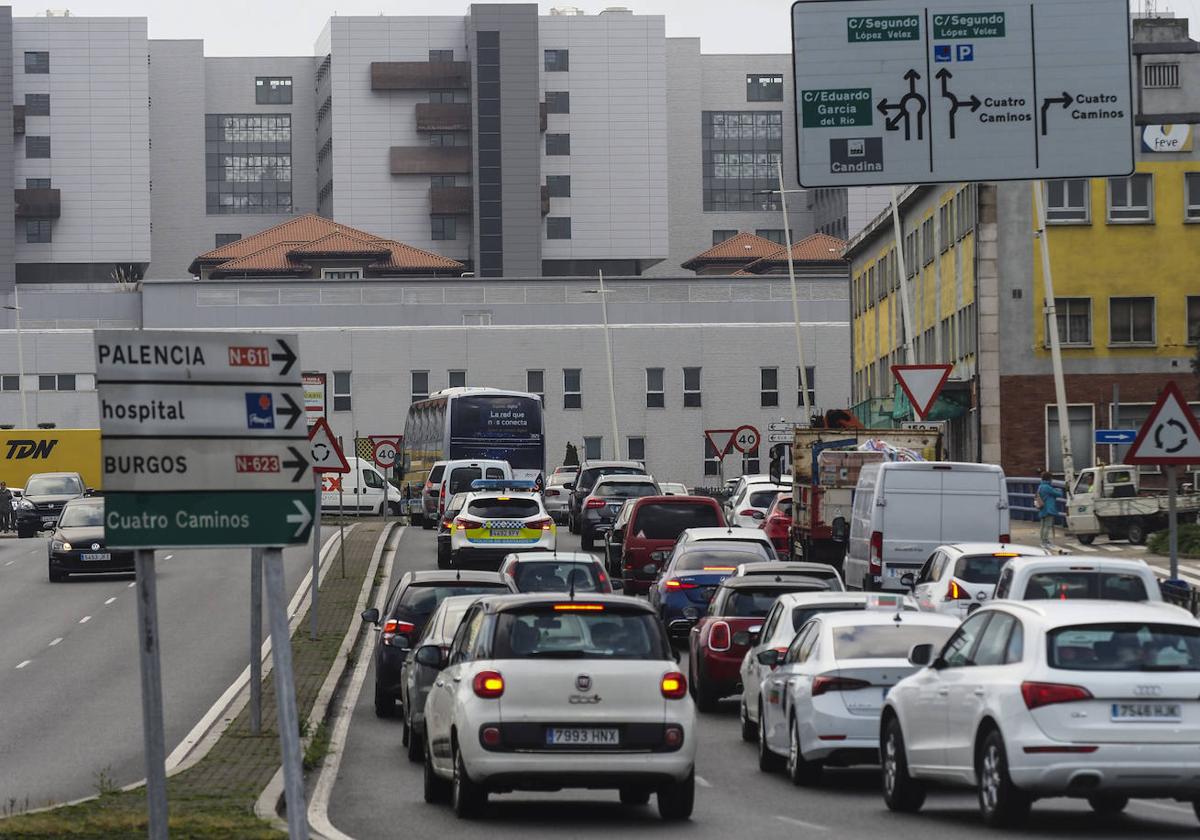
[448,480,556,569]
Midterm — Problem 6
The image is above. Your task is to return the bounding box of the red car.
[605,495,726,594]
[688,576,829,712]
[760,494,792,558]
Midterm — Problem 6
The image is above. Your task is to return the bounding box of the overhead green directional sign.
[104,491,315,549]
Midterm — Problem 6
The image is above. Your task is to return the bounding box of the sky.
[11,0,1200,56]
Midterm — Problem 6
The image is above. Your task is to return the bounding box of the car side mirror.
[611,529,624,544]
[360,607,380,625]
[415,644,446,669]
[611,579,624,591]
[756,649,781,667]
[643,563,659,577]
[908,643,934,667]
[966,602,983,615]
[751,510,765,520]
[900,572,917,591]
[565,482,575,490]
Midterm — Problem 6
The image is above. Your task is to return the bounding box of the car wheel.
[786,717,822,786]
[1126,520,1147,546]
[619,788,651,806]
[17,527,34,539]
[656,767,695,821]
[423,735,450,804]
[437,544,450,570]
[977,729,1030,827]
[758,704,784,772]
[374,683,395,718]
[740,697,757,743]
[406,720,425,763]
[48,561,67,583]
[1088,795,1127,815]
[689,657,719,713]
[421,518,435,531]
[580,531,594,551]
[1077,533,1096,546]
[451,743,486,819]
[881,717,925,813]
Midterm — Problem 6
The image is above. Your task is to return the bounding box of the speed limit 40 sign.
[732,425,761,454]
[371,437,400,469]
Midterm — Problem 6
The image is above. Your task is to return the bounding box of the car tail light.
[665,578,698,590]
[381,619,415,647]
[481,726,502,747]
[441,518,452,529]
[869,531,883,576]
[584,498,607,509]
[473,670,505,699]
[664,725,684,748]
[454,516,482,531]
[545,489,559,497]
[661,672,687,699]
[811,675,871,696]
[739,509,756,516]
[708,621,731,652]
[1020,681,1093,710]
[768,646,789,668]
[946,580,972,600]
[527,517,552,531]
[1000,533,1010,543]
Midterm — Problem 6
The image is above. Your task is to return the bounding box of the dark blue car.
[648,544,769,643]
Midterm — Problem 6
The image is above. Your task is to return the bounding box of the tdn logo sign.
[5,439,59,459]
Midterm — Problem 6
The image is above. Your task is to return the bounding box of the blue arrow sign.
[1096,429,1137,445]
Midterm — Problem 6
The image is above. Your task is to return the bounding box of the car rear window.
[428,465,445,482]
[467,498,541,519]
[1047,623,1200,671]
[59,502,103,528]
[448,467,482,493]
[749,489,782,508]
[772,499,793,518]
[832,624,955,659]
[631,503,721,539]
[579,467,644,492]
[1023,572,1148,601]
[790,604,865,630]
[595,482,658,498]
[675,551,763,571]
[724,588,804,617]
[398,582,509,616]
[953,554,1017,585]
[514,562,603,593]
[492,607,668,659]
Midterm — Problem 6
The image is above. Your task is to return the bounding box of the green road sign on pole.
[104,491,315,549]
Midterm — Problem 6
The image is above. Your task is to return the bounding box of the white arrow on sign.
[97,384,306,437]
[768,433,794,443]
[1125,381,1200,466]
[286,498,313,538]
[101,439,311,492]
[95,330,301,385]
[892,365,952,420]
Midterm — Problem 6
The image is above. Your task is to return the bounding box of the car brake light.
[708,621,731,651]
[739,509,756,516]
[553,604,604,611]
[441,519,452,529]
[454,516,481,531]
[1020,681,1093,710]
[665,578,698,590]
[527,517,552,531]
[869,531,883,576]
[811,675,871,696]
[473,671,505,698]
[545,489,559,497]
[584,498,607,509]
[661,672,687,699]
[702,566,736,572]
[946,580,972,600]
[382,619,415,646]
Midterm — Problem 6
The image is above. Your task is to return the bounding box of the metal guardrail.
[1006,476,1066,527]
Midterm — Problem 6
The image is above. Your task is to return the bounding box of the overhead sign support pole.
[310,477,321,641]
[777,158,812,424]
[250,547,263,735]
[1033,181,1075,487]
[264,547,309,840]
[889,186,916,365]
[134,549,168,840]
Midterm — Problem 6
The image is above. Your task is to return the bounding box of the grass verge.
[1150,523,1200,559]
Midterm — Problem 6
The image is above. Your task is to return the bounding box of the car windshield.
[398,583,509,617]
[954,554,1020,585]
[493,607,667,659]
[25,476,82,496]
[749,489,782,508]
[58,503,103,528]
[594,482,657,498]
[467,498,541,519]
[513,562,603,593]
[448,467,483,493]
[1048,623,1200,671]
[675,550,763,571]
[632,503,721,539]
[724,588,800,617]
[1023,571,1148,601]
[833,624,955,659]
[791,604,866,630]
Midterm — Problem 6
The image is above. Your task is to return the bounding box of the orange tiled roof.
[681,232,784,270]
[368,241,467,271]
[290,231,391,257]
[210,242,310,275]
[751,233,848,269]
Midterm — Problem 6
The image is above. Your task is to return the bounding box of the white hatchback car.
[881,601,1200,826]
[421,594,697,820]
[757,610,958,783]
[909,543,1051,617]
[674,527,779,561]
[734,561,846,592]
[448,484,556,569]
[993,556,1164,604]
[727,483,789,529]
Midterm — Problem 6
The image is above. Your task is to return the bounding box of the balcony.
[371,61,470,91]
[430,186,472,215]
[415,102,471,131]
[13,104,24,135]
[541,185,550,216]
[389,146,472,175]
[15,188,60,218]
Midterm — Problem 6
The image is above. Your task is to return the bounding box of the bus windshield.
[449,395,544,471]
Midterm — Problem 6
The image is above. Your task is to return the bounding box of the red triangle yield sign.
[1124,381,1200,466]
[704,428,736,461]
[892,364,952,420]
[308,417,350,473]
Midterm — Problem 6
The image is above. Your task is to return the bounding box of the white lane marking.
[164,554,173,560]
[4,560,13,566]
[128,582,136,588]
[104,597,117,606]
[695,775,713,788]
[1130,545,1148,551]
[79,615,91,624]
[1100,544,1122,552]
[15,660,31,669]
[776,815,829,831]
[1130,799,1195,815]
[48,637,62,647]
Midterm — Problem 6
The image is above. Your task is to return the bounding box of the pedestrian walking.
[1036,471,1064,551]
[0,481,12,533]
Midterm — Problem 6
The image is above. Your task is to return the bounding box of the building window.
[628,436,645,462]
[702,111,783,211]
[429,49,454,62]
[215,233,241,247]
[1,375,18,391]
[545,133,570,155]
[545,91,570,113]
[255,77,292,105]
[1048,297,1092,346]
[431,215,457,240]
[1045,404,1095,473]
[462,311,492,326]
[26,220,51,243]
[1188,296,1200,345]
[798,366,816,409]
[544,49,569,72]
[448,370,467,388]
[1107,174,1153,223]
[1186,173,1200,222]
[24,51,49,74]
[545,175,571,198]
[1109,297,1155,345]
[1045,179,1090,223]
[646,368,665,408]
[332,371,351,411]
[683,367,702,408]
[26,178,50,189]
[546,217,571,239]
[321,269,362,280]
[583,436,602,460]
[205,114,292,214]
[411,371,429,402]
[1143,62,1180,88]
[24,94,49,116]
[430,175,457,188]
[427,132,467,147]
[755,229,792,245]
[712,229,738,245]
[742,445,761,475]
[527,369,544,401]
[26,136,50,158]
[760,367,779,407]
[704,438,720,477]
[39,374,75,392]
[746,74,784,101]
[563,368,581,409]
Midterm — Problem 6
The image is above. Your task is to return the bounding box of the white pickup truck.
[1065,465,1200,546]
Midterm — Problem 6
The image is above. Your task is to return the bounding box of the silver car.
[542,473,573,523]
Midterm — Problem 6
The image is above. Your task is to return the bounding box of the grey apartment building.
[0,4,830,287]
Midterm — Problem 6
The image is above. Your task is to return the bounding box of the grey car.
[577,474,660,551]
[400,595,482,762]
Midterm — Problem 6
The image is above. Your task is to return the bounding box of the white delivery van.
[436,459,513,519]
[845,461,1010,592]
[321,457,402,515]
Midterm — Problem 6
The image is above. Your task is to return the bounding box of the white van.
[436,459,512,519]
[845,461,1010,592]
[321,457,402,516]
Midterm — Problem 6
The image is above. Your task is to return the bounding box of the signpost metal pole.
[776,159,811,424]
[264,547,309,840]
[597,270,621,455]
[310,478,320,641]
[338,437,347,578]
[1112,383,1121,464]
[250,547,263,736]
[1168,465,1179,580]
[133,549,168,840]
[889,186,917,366]
[1033,181,1076,487]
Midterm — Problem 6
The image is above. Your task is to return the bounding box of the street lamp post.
[583,273,620,459]
[3,292,27,428]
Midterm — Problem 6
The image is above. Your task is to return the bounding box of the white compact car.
[756,610,958,783]
[727,482,789,529]
[739,591,918,742]
[659,482,689,496]
[542,473,574,523]
[909,543,1051,617]
[673,527,779,561]
[881,601,1200,826]
[448,483,556,569]
[421,594,697,820]
[734,561,845,592]
[993,556,1164,604]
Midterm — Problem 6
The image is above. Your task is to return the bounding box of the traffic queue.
[356,452,1200,826]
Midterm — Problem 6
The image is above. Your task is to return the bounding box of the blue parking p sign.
[957,44,975,61]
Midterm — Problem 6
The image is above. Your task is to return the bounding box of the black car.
[48,497,133,582]
[360,569,517,717]
[578,475,659,550]
[566,460,648,534]
[436,493,468,569]
[17,472,89,539]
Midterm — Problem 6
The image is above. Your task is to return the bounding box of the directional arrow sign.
[892,364,952,420]
[97,384,306,437]
[103,491,316,549]
[1095,429,1137,445]
[101,439,311,492]
[95,330,302,385]
[1124,382,1200,466]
